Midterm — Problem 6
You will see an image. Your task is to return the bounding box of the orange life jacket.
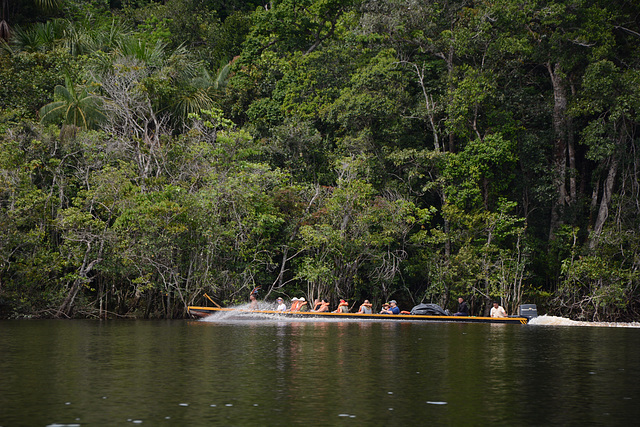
[335,301,349,313]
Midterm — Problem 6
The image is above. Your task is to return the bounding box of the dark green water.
[1,316,640,426]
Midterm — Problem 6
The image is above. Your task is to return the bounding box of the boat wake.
[201,312,367,324]
[200,304,363,324]
[529,314,640,328]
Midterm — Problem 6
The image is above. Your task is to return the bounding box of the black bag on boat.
[410,303,449,316]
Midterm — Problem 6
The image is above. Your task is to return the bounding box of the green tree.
[39,74,105,130]
[297,155,427,304]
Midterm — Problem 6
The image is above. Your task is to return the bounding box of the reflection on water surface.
[1,318,640,425]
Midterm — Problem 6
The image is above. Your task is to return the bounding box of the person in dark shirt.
[453,297,469,316]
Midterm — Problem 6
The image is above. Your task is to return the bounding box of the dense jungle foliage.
[1,0,640,320]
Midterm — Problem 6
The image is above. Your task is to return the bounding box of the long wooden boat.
[187,306,530,324]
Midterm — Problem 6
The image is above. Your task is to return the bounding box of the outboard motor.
[518,304,538,319]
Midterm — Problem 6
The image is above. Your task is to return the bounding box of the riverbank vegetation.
[1,0,640,321]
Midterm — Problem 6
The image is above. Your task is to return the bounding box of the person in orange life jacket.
[333,299,349,313]
[297,297,308,311]
[380,300,400,314]
[289,297,300,311]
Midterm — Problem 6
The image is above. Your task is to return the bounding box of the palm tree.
[1,1,61,38]
[36,0,60,7]
[63,17,129,57]
[171,59,234,124]
[10,19,66,52]
[39,74,105,130]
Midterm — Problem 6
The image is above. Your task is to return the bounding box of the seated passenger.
[453,297,470,316]
[490,301,507,318]
[276,297,286,311]
[314,298,330,312]
[380,300,400,314]
[358,300,373,314]
[249,293,258,310]
[379,303,390,314]
[333,299,349,313]
[288,297,300,311]
[297,297,308,311]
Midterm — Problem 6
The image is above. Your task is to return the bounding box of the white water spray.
[529,314,640,328]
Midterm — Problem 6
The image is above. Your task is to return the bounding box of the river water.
[1,314,640,426]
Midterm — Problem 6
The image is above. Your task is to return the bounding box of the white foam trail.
[529,314,640,328]
[202,311,372,324]
[200,304,380,324]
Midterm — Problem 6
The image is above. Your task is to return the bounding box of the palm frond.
[0,35,13,55]
[54,81,74,103]
[174,88,216,122]
[40,77,105,130]
[10,20,67,52]
[11,25,41,52]
[39,100,67,124]
[115,37,166,66]
[214,61,233,90]
[63,21,93,56]
[190,68,214,90]
[34,0,61,10]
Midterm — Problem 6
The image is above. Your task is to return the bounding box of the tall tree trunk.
[590,150,620,249]
[406,61,441,152]
[447,44,455,153]
[547,62,570,239]
[440,189,451,259]
[568,83,577,203]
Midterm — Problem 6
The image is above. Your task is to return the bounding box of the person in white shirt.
[276,297,287,311]
[490,302,507,318]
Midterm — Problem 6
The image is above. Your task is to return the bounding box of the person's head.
[322,298,328,303]
[299,297,305,302]
[250,294,256,301]
[492,302,499,308]
[277,297,283,303]
[389,300,397,306]
[364,299,370,304]
[382,303,390,309]
[458,297,464,303]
